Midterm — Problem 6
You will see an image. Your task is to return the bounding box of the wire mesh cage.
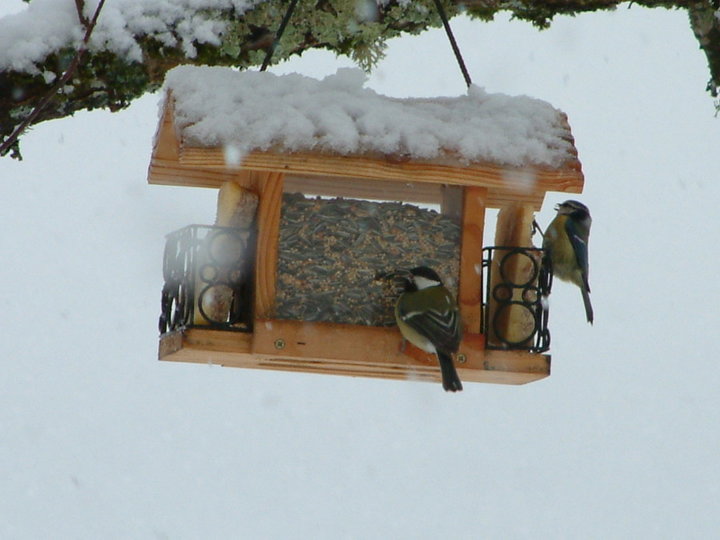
[159,225,255,334]
[482,246,551,353]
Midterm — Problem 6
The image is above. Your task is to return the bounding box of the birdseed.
[275,192,460,326]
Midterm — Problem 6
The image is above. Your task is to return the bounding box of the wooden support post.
[458,187,487,335]
[487,203,538,348]
[254,171,285,319]
[440,184,463,221]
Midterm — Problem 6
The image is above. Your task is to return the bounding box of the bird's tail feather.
[438,351,463,392]
[581,287,594,325]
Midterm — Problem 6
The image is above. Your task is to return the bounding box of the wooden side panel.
[253,320,439,366]
[148,160,253,188]
[175,148,583,210]
[440,185,463,220]
[159,328,252,365]
[254,172,284,319]
[252,320,488,377]
[151,96,179,161]
[458,187,487,334]
[252,320,488,374]
[158,324,548,385]
[481,349,550,385]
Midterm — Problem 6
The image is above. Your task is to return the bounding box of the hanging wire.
[260,0,301,71]
[432,0,472,88]
[258,0,471,89]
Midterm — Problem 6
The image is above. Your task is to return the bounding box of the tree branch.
[74,0,90,28]
[688,0,720,102]
[0,0,106,158]
[1,0,718,160]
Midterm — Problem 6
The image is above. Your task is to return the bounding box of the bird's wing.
[564,218,590,287]
[398,287,462,353]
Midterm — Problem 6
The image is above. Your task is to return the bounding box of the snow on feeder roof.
[148,66,583,209]
[164,65,572,166]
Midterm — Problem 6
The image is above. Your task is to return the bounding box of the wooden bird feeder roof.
[148,66,583,208]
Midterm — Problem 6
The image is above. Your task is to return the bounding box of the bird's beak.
[553,203,561,212]
[374,269,411,282]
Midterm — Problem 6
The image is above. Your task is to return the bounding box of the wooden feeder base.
[159,320,550,386]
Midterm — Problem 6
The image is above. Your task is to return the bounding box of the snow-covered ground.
[1,2,719,538]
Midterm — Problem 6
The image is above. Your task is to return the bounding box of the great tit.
[383,266,463,392]
[542,200,593,324]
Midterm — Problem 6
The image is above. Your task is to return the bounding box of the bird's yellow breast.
[544,215,583,286]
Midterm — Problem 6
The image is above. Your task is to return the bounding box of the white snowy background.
[1,1,719,538]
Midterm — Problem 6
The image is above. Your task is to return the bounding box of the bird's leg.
[532,219,545,238]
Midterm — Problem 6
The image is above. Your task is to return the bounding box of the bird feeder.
[148,66,584,386]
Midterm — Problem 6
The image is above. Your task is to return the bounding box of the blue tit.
[387,266,463,392]
[542,200,593,324]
